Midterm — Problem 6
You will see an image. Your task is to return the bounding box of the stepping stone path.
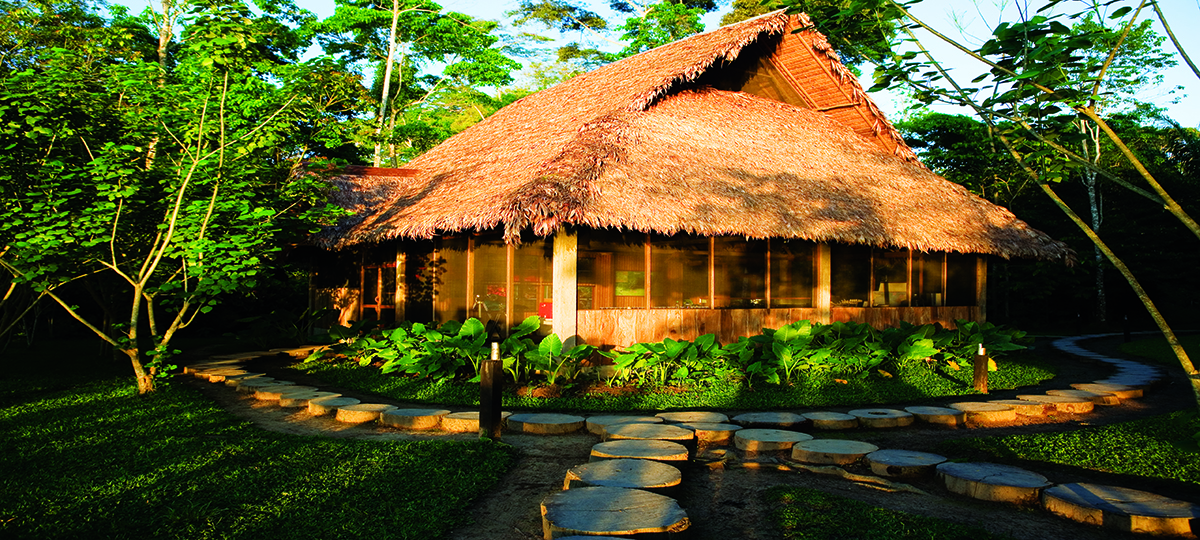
[987,399,1048,416]
[181,332,1192,538]
[278,391,341,408]
[590,440,690,463]
[1016,394,1096,414]
[802,411,858,430]
[1071,382,1143,400]
[848,408,914,428]
[950,402,1017,423]
[563,458,682,491]
[1046,388,1121,405]
[656,411,728,424]
[865,449,947,478]
[540,486,689,539]
[308,397,360,416]
[605,423,695,444]
[508,413,586,435]
[585,415,662,436]
[937,462,1052,504]
[380,408,451,430]
[732,411,808,429]
[675,422,742,444]
[791,439,879,465]
[335,403,397,423]
[1042,483,1200,536]
[734,429,813,452]
[904,405,966,426]
[441,411,513,433]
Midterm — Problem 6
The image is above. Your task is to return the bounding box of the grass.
[766,485,1011,540]
[290,351,1056,411]
[0,342,513,540]
[1118,333,1200,366]
[937,411,1200,485]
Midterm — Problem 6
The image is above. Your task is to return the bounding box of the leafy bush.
[308,316,1028,390]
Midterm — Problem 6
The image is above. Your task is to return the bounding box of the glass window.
[714,237,766,308]
[831,244,870,307]
[578,229,646,309]
[946,253,978,306]
[911,251,945,306]
[872,248,909,307]
[513,233,553,335]
[651,234,710,308]
[434,236,468,324]
[770,239,814,308]
[471,233,508,332]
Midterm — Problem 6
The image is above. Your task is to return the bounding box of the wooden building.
[310,11,1072,347]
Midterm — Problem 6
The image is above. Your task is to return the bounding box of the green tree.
[0,0,351,393]
[782,0,1200,410]
[720,0,777,25]
[305,0,519,166]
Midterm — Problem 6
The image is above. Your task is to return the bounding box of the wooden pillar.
[552,228,578,346]
[643,234,652,309]
[505,243,515,336]
[708,237,715,309]
[815,243,831,324]
[976,255,988,323]
[466,236,475,319]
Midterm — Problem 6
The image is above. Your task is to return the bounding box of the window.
[715,237,766,308]
[872,248,909,307]
[770,239,815,308]
[434,236,468,324]
[650,234,709,308]
[578,230,646,308]
[831,244,870,307]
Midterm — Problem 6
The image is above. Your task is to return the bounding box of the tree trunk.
[1041,184,1200,412]
[125,348,156,394]
[373,0,402,167]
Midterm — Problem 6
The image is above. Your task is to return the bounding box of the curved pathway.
[182,336,1198,539]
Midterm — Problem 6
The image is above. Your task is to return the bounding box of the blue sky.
[109,0,1200,126]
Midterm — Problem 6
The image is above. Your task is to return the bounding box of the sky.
[108,0,1200,127]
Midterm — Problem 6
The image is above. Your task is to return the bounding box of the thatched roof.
[319,12,1071,261]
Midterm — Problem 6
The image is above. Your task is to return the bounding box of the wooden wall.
[576,306,977,349]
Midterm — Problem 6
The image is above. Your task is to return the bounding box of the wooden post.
[815,243,832,324]
[552,228,578,346]
[973,344,988,394]
[479,342,503,439]
[976,255,988,323]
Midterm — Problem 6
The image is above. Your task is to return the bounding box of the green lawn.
[0,344,513,540]
[1118,333,1200,366]
[766,485,1011,540]
[291,351,1056,411]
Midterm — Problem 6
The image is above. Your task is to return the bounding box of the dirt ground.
[185,336,1199,540]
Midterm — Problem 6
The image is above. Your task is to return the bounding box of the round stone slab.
[563,458,682,491]
[380,408,451,430]
[656,411,729,424]
[904,406,967,426]
[734,429,814,452]
[937,462,1052,504]
[507,413,586,435]
[950,402,1017,423]
[223,373,268,386]
[590,440,689,463]
[441,411,513,433]
[1016,394,1095,414]
[866,449,948,478]
[1047,389,1120,406]
[732,412,809,429]
[336,403,397,423]
[848,408,914,428]
[254,385,317,401]
[1042,483,1200,536]
[791,439,879,465]
[585,415,663,436]
[277,391,341,408]
[987,400,1048,417]
[803,411,858,430]
[541,486,689,539]
[308,397,361,416]
[606,423,695,443]
[1072,382,1142,400]
[676,422,743,444]
[235,378,295,393]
